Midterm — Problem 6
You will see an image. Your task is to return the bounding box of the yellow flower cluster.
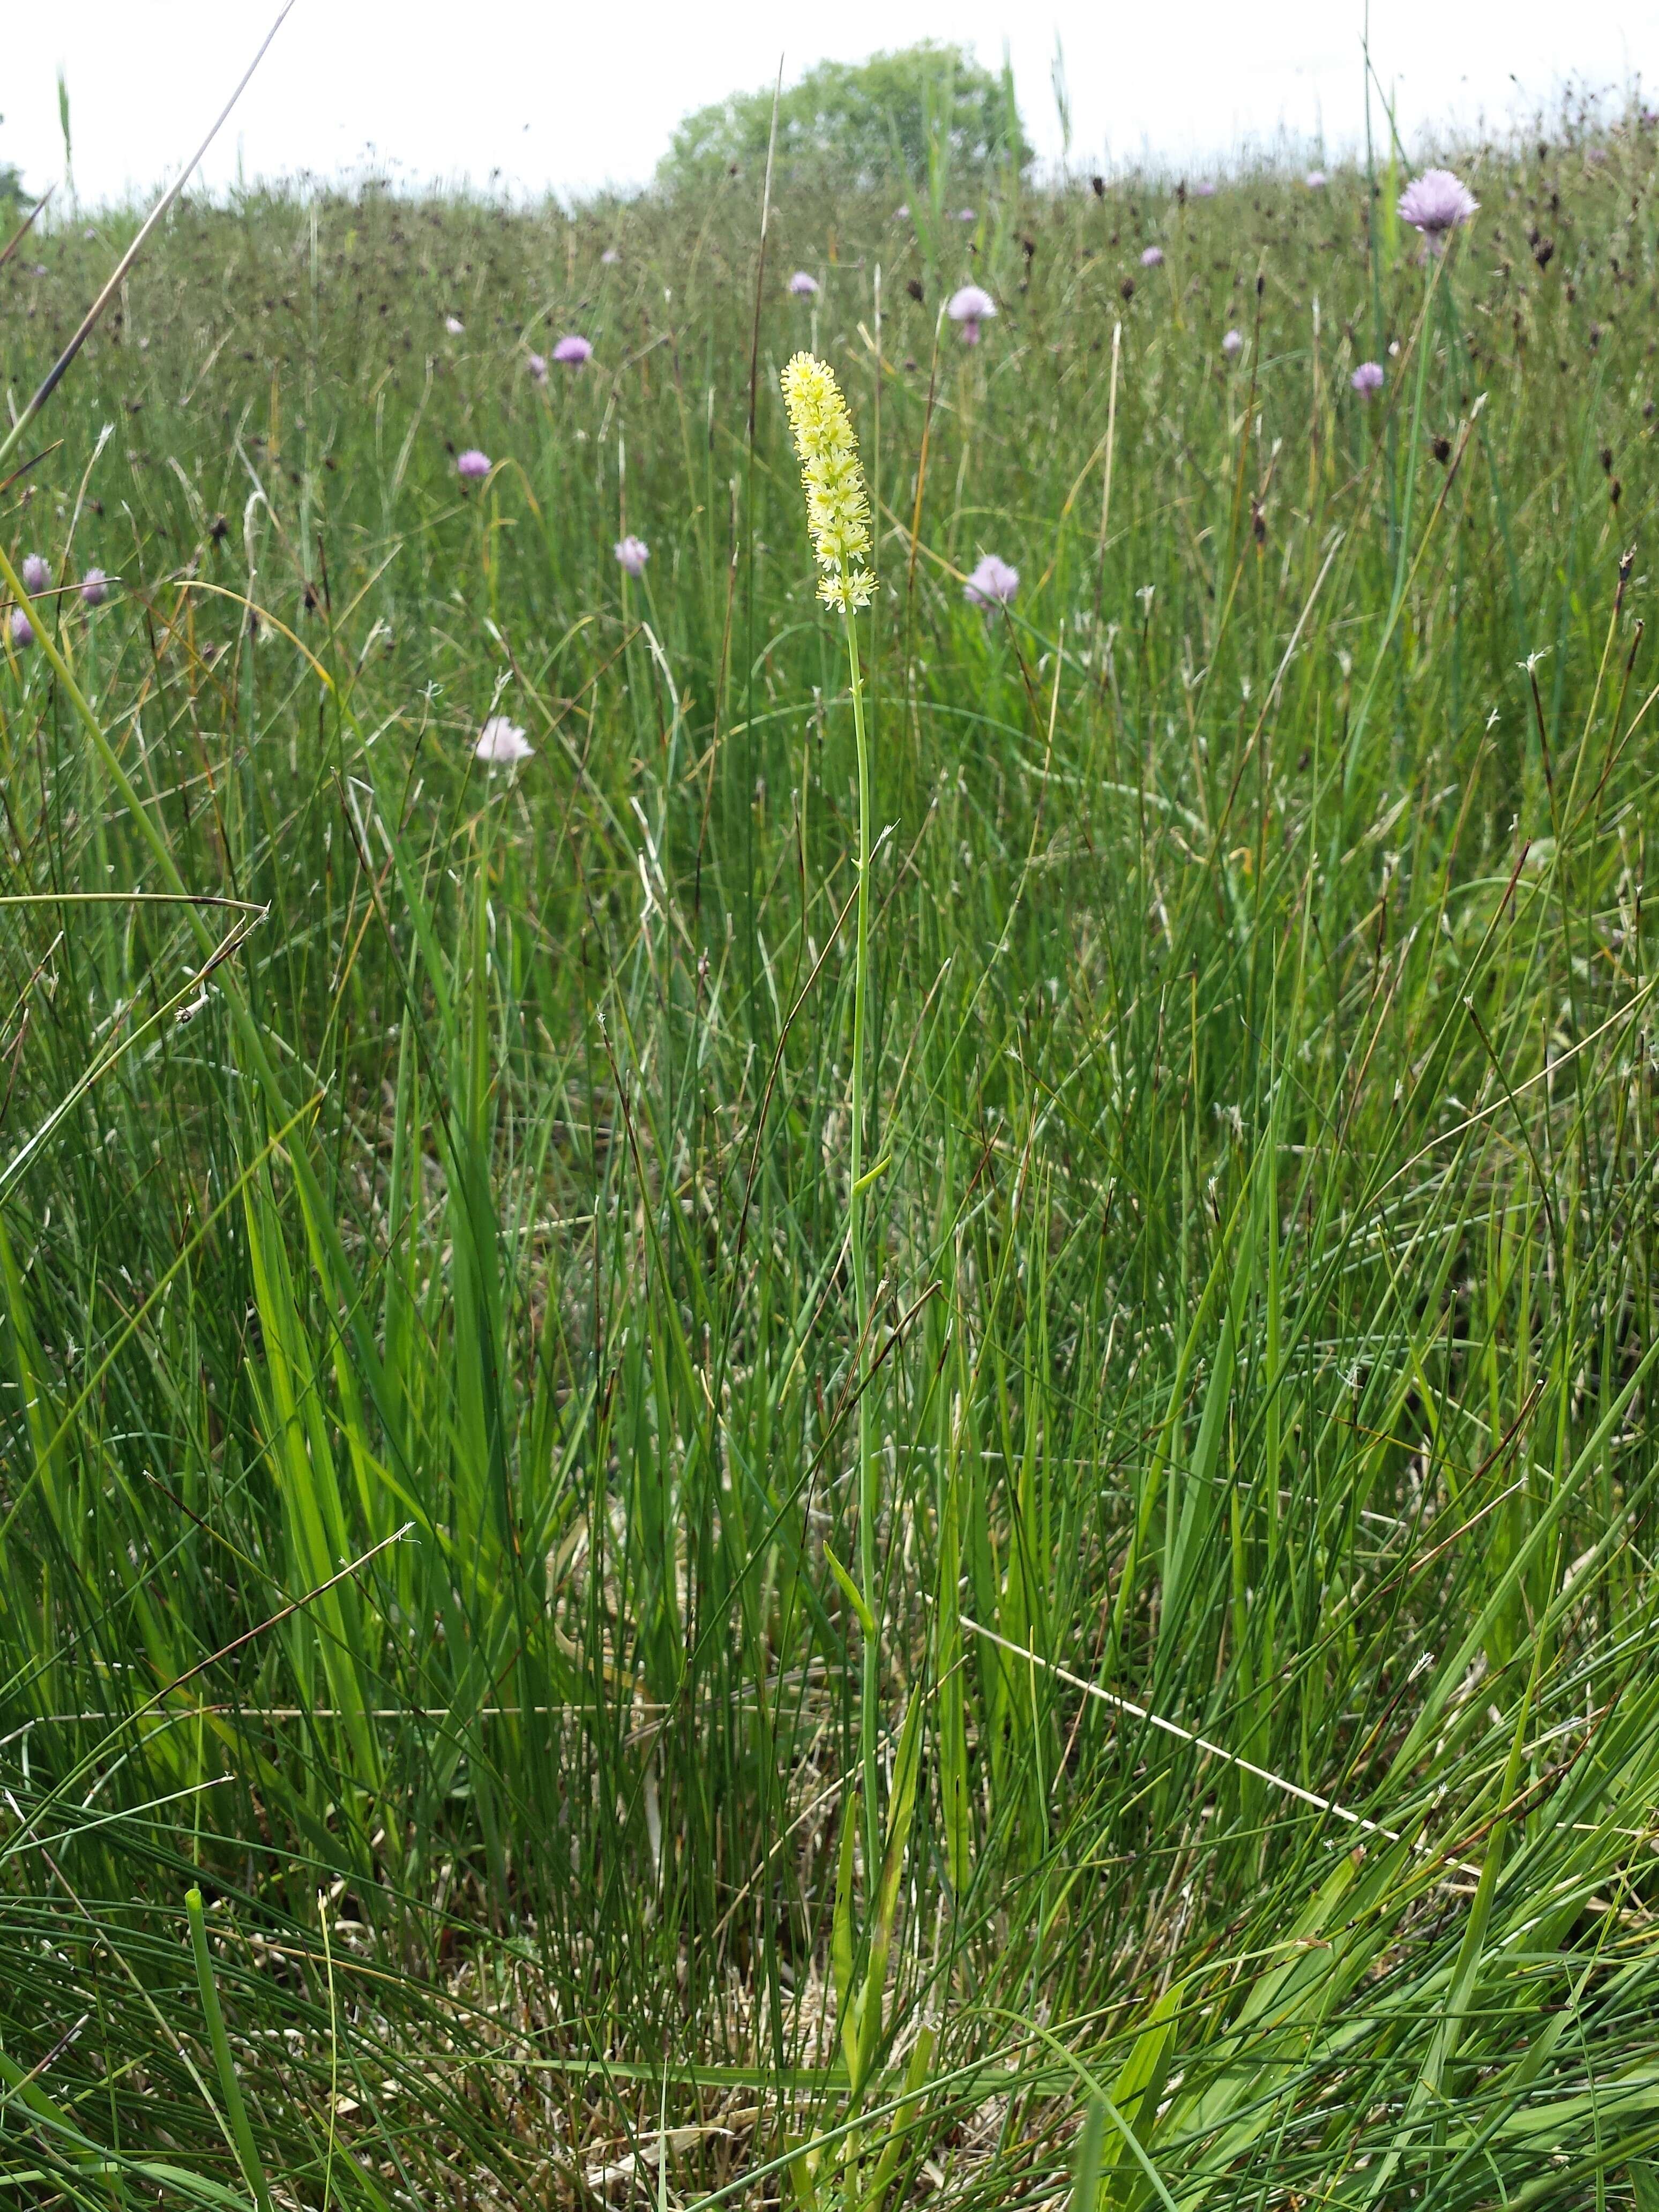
[780,352,874,612]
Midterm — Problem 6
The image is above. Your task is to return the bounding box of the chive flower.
[1140,245,1164,267]
[21,554,49,594]
[81,567,110,605]
[614,536,649,577]
[779,352,873,612]
[1305,169,1327,188]
[1350,361,1385,395]
[1221,328,1244,357]
[947,283,996,345]
[601,247,621,264]
[788,271,819,297]
[552,334,593,366]
[10,609,34,648]
[1398,168,1478,250]
[456,449,491,481]
[474,716,533,765]
[964,554,1019,608]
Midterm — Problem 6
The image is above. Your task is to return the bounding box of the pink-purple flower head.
[1398,167,1478,250]
[21,554,49,595]
[1350,360,1385,397]
[956,206,976,222]
[1193,179,1217,198]
[1221,327,1244,358]
[1305,169,1327,189]
[81,567,110,606]
[527,352,549,383]
[552,333,593,366]
[1140,245,1164,268]
[964,553,1019,609]
[601,246,621,264]
[947,283,996,345]
[614,535,649,578]
[788,270,819,297]
[474,716,533,767]
[456,449,491,482]
[10,609,34,649]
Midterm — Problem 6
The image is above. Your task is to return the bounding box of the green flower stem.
[843,603,880,1886]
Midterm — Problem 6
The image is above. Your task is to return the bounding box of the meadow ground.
[4,118,1659,2212]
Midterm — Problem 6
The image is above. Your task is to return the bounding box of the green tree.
[657,42,1030,192]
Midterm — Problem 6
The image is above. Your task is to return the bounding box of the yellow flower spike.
[780,352,875,612]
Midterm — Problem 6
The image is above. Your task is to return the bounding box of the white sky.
[6,0,1656,209]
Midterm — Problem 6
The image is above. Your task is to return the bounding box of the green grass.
[4,113,1659,2212]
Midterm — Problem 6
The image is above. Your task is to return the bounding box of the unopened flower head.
[1140,245,1164,267]
[1398,167,1478,249]
[780,352,873,613]
[21,553,50,595]
[474,716,533,766]
[1350,360,1385,396]
[1221,327,1244,357]
[81,567,110,606]
[788,270,819,297]
[947,283,996,345]
[457,449,491,481]
[964,554,1019,608]
[552,333,593,365]
[614,535,649,577]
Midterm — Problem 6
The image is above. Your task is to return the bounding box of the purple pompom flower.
[614,535,649,578]
[1305,169,1327,189]
[1398,167,1478,251]
[81,567,110,606]
[21,553,50,595]
[1221,328,1244,358]
[947,283,996,345]
[788,271,819,297]
[1193,179,1217,198]
[552,334,593,366]
[474,716,533,766]
[1140,245,1164,267]
[1350,360,1385,396]
[964,554,1019,609]
[956,206,976,221]
[10,608,34,648]
[457,449,491,481]
[527,352,548,382]
[601,247,620,264]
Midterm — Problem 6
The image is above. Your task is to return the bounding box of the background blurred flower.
[964,553,1019,608]
[1398,168,1478,249]
[552,334,594,365]
[788,271,819,297]
[457,449,491,481]
[10,609,34,648]
[444,315,464,334]
[527,353,548,382]
[1305,169,1327,188]
[81,568,110,606]
[948,284,996,344]
[1222,327,1244,357]
[1140,245,1164,267]
[614,536,649,577]
[474,716,533,765]
[21,554,50,595]
[1350,360,1385,396]
[1193,179,1217,197]
[601,247,620,264]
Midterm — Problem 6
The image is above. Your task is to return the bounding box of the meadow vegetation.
[4,96,1659,2212]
